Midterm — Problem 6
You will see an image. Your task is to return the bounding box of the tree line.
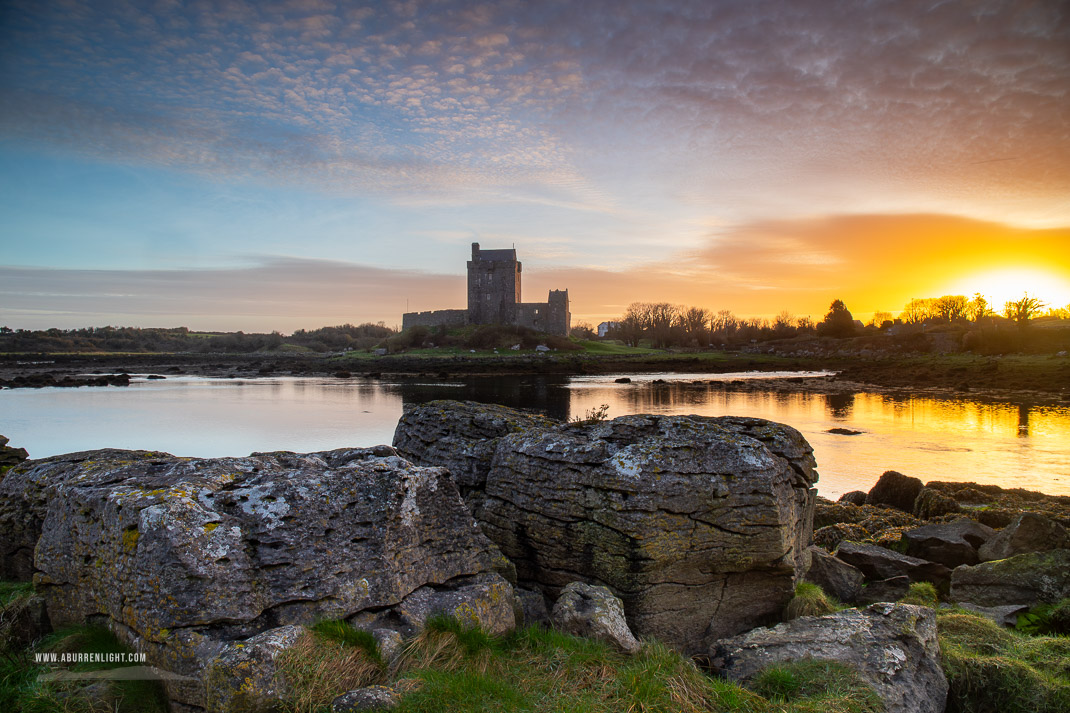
[0,324,395,354]
[591,292,1067,348]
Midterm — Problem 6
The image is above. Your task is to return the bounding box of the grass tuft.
[310,619,383,665]
[275,631,386,713]
[938,609,1070,713]
[899,581,940,608]
[784,582,839,621]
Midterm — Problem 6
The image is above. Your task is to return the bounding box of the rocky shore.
[0,405,1067,712]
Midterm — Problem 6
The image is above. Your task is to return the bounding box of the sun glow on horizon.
[944,268,1070,310]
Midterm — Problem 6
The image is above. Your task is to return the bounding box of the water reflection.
[1,373,1067,499]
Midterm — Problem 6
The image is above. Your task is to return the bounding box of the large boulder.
[478,413,817,653]
[17,446,514,711]
[866,471,924,513]
[802,546,864,602]
[950,549,1070,607]
[713,603,947,713]
[977,513,1070,562]
[550,582,641,654]
[835,541,952,589]
[392,400,555,505]
[902,519,996,568]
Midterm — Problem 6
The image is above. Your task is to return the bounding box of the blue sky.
[2,0,1068,331]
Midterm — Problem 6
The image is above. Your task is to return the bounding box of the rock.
[913,488,961,519]
[551,582,641,655]
[977,513,1070,562]
[838,490,868,505]
[827,428,863,435]
[0,435,30,470]
[803,546,864,602]
[866,471,924,513]
[856,576,911,605]
[713,603,947,713]
[515,587,551,627]
[387,573,516,636]
[0,593,51,648]
[956,602,1030,628]
[835,541,952,589]
[614,377,632,383]
[20,446,513,710]
[813,523,869,550]
[477,413,817,653]
[950,549,1070,607]
[0,449,164,581]
[203,624,305,713]
[331,685,400,711]
[392,400,555,503]
[902,520,996,568]
[371,629,404,663]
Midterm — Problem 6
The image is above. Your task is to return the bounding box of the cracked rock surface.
[396,402,818,654]
[6,446,514,710]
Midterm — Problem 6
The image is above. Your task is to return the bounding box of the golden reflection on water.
[566,376,1070,498]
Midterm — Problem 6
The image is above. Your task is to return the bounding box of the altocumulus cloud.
[1,0,1067,226]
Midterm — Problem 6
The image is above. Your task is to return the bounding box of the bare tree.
[1003,294,1045,327]
[681,306,711,344]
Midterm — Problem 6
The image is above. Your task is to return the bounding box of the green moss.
[938,609,1070,713]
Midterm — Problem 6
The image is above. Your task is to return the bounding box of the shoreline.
[2,350,1068,406]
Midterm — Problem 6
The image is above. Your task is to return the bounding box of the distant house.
[597,321,619,338]
[402,243,571,336]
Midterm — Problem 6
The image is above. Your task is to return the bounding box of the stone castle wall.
[402,243,570,336]
[402,309,467,331]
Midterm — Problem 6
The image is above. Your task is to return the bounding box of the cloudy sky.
[2,0,1068,331]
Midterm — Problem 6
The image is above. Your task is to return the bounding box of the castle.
[402,243,571,336]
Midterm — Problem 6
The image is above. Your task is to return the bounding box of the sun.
[944,268,1070,311]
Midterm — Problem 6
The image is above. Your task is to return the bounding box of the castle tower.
[467,242,521,325]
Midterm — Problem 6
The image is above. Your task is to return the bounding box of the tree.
[773,311,796,338]
[933,295,969,323]
[817,299,855,338]
[1003,294,1045,328]
[570,321,596,340]
[867,311,893,329]
[680,306,710,344]
[900,298,936,325]
[967,293,993,323]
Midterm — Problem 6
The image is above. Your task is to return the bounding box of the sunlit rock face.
[12,446,513,710]
[396,401,819,654]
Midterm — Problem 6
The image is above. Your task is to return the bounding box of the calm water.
[2,373,1068,499]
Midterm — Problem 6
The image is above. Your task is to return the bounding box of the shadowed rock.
[977,513,1070,562]
[950,549,1070,607]
[835,541,952,589]
[803,545,864,602]
[713,603,947,713]
[902,520,996,568]
[551,582,641,655]
[866,471,924,513]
